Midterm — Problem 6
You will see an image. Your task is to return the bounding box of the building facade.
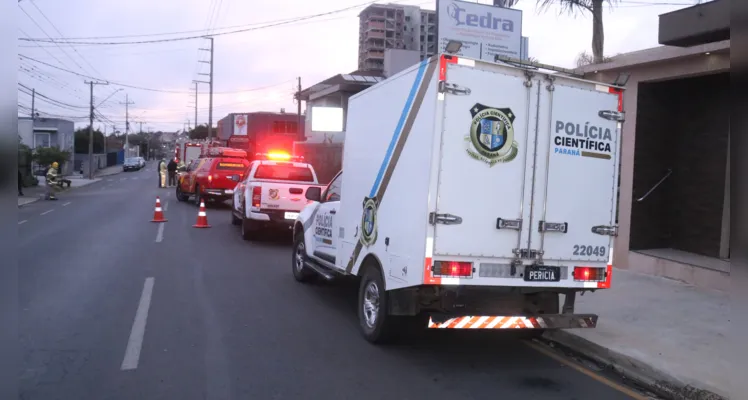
[358,3,437,73]
[580,0,730,291]
[18,116,75,175]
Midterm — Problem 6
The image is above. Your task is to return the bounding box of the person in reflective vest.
[45,162,60,200]
[159,158,167,188]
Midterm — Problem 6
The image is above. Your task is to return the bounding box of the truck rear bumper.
[427,314,597,329]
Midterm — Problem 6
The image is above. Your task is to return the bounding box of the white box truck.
[293,54,625,343]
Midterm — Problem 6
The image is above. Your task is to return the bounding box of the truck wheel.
[176,185,187,202]
[358,266,397,344]
[292,231,315,283]
[194,185,202,206]
[241,217,257,241]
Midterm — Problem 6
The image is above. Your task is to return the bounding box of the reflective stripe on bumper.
[427,314,598,329]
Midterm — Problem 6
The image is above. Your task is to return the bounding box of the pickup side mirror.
[305,186,322,202]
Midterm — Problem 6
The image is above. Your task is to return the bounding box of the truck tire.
[291,231,315,283]
[176,185,188,202]
[241,216,257,241]
[358,265,398,344]
[194,185,202,207]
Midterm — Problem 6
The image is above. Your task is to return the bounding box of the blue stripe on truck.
[368,59,429,198]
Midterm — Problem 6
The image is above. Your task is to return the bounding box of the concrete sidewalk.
[543,268,729,399]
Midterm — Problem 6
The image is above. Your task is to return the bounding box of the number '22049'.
[573,245,606,257]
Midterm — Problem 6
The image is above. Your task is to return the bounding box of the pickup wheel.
[194,185,202,207]
[241,216,257,241]
[176,185,188,202]
[358,265,398,344]
[292,231,315,283]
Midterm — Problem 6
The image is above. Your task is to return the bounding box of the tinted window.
[254,164,314,182]
[324,173,342,202]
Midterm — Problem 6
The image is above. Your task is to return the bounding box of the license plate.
[524,265,561,282]
[284,212,299,220]
[225,189,233,194]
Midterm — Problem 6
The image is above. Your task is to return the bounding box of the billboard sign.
[437,0,523,61]
[233,114,248,136]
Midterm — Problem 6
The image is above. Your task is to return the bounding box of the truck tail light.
[207,175,213,183]
[572,267,606,282]
[432,261,473,278]
[251,186,261,208]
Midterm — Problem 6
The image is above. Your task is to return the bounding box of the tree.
[74,126,105,153]
[188,124,210,140]
[32,146,71,167]
[536,0,617,64]
[574,50,618,67]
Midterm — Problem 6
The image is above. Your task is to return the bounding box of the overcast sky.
[16,0,695,132]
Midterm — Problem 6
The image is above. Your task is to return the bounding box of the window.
[255,164,315,182]
[34,132,50,148]
[272,121,299,134]
[324,173,342,202]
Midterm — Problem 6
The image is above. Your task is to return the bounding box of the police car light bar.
[256,152,304,162]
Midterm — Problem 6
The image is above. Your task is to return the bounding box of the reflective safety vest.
[46,167,57,184]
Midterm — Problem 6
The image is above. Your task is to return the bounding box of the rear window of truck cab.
[255,164,314,182]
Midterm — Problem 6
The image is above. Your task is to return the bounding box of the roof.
[576,40,730,75]
[297,71,386,101]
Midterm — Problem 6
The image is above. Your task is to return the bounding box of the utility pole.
[296,77,303,141]
[30,88,36,119]
[139,121,143,134]
[85,80,108,179]
[198,37,214,139]
[194,81,198,128]
[120,94,134,158]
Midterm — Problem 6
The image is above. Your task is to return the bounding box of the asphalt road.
[18,162,649,400]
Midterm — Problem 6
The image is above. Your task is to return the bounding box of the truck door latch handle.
[438,81,471,95]
[496,218,522,230]
[538,221,568,233]
[429,213,463,225]
[591,225,618,236]
[329,210,336,215]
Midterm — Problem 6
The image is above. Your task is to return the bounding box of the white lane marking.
[18,220,27,225]
[121,277,155,371]
[63,202,71,206]
[40,209,54,216]
[163,201,169,211]
[155,223,164,243]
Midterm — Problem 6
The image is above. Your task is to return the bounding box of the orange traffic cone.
[151,196,167,222]
[193,201,211,228]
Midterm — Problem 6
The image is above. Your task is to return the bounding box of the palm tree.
[536,0,617,64]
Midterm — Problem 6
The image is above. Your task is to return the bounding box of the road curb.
[542,330,728,400]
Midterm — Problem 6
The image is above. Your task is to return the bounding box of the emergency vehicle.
[293,54,624,343]
[230,151,319,240]
[176,147,250,205]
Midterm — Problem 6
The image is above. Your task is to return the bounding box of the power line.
[19,53,293,94]
[18,3,368,42]
[18,1,374,45]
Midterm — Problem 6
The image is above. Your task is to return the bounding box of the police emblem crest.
[359,197,378,247]
[465,103,519,166]
[268,188,279,200]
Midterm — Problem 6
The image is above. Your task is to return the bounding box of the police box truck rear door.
[530,77,622,264]
[431,60,536,258]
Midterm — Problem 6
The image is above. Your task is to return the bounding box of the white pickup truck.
[293,54,624,343]
[231,154,320,240]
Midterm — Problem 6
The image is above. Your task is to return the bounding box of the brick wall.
[630,72,728,258]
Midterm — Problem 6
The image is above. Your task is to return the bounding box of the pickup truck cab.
[176,147,249,206]
[231,152,319,240]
